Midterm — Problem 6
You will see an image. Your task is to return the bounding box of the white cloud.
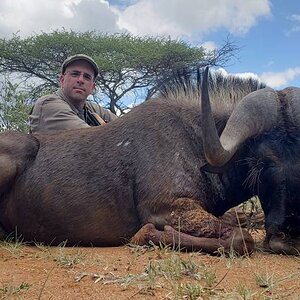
[234,72,261,81]
[117,0,271,39]
[67,0,119,32]
[260,67,300,88]
[0,0,67,37]
[216,68,261,81]
[289,14,300,22]
[285,14,300,35]
[0,0,119,37]
[214,67,300,89]
[0,0,271,39]
[200,41,217,52]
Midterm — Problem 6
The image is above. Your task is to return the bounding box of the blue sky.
[0,0,299,89]
[220,1,300,88]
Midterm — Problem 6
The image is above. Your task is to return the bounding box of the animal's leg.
[135,198,254,255]
[0,132,39,194]
[130,223,254,256]
[0,155,17,187]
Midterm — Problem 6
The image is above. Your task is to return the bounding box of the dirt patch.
[0,230,299,299]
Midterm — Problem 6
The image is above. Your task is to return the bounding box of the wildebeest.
[0,67,299,256]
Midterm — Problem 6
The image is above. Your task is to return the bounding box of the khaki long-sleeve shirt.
[29,89,117,133]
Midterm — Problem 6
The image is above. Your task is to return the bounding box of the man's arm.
[29,96,89,134]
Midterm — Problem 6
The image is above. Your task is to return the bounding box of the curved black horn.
[201,68,279,167]
[201,67,231,166]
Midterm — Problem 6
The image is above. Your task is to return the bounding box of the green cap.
[61,54,99,77]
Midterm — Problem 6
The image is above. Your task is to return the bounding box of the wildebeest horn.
[282,87,300,126]
[201,67,279,167]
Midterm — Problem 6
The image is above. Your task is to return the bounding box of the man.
[29,54,117,133]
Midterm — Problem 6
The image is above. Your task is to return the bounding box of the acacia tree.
[0,77,31,132]
[0,30,239,114]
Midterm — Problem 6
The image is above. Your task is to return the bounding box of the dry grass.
[1,199,299,299]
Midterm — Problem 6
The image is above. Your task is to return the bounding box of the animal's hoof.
[130,223,158,246]
[222,228,254,256]
[268,234,300,255]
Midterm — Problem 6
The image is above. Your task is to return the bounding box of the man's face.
[59,60,96,107]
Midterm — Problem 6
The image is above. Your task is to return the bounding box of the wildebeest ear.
[200,163,225,174]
